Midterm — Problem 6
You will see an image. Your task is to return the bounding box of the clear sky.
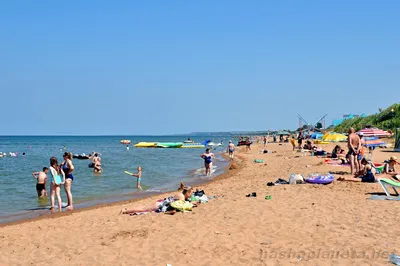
[1,0,399,135]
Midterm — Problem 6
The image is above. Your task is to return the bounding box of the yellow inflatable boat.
[134,142,157,148]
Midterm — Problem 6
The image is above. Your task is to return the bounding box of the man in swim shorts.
[32,167,48,198]
[348,127,361,175]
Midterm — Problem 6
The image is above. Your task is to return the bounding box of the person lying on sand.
[120,183,198,215]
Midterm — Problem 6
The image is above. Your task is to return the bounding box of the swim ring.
[306,173,334,185]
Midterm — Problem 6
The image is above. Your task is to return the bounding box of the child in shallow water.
[131,166,142,191]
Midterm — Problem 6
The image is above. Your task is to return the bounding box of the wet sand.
[1,141,400,265]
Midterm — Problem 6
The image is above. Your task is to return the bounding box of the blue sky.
[1,1,399,135]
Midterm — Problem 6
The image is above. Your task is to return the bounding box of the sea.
[0,135,231,223]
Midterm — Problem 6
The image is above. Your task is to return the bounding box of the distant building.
[332,113,367,127]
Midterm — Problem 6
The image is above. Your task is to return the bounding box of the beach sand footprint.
[110,229,149,241]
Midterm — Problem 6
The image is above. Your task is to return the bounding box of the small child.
[32,167,49,198]
[131,166,143,191]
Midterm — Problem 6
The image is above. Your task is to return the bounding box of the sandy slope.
[1,141,400,266]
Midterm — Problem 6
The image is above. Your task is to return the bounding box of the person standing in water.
[32,167,49,198]
[93,153,102,173]
[201,148,215,176]
[227,140,235,160]
[347,128,361,175]
[61,152,74,210]
[49,157,65,212]
[131,166,143,191]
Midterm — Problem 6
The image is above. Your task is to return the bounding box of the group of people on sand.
[33,152,74,212]
[334,128,399,183]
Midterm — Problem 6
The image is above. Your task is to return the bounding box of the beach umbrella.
[311,133,324,139]
[357,128,390,138]
[322,133,347,142]
[363,137,386,147]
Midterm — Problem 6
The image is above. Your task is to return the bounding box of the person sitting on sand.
[120,183,197,215]
[383,156,399,180]
[330,145,342,159]
[303,140,313,150]
[337,158,376,183]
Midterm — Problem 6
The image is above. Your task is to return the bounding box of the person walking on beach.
[61,152,74,210]
[297,132,303,147]
[201,148,215,176]
[263,136,267,147]
[227,140,235,160]
[49,157,65,212]
[32,167,49,198]
[131,166,143,191]
[347,128,361,175]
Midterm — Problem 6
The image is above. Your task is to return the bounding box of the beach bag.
[53,174,62,185]
[289,174,305,185]
[170,200,193,212]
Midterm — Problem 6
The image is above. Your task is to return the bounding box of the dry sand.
[1,141,400,266]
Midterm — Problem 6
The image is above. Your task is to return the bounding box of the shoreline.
[2,142,399,265]
[0,150,239,227]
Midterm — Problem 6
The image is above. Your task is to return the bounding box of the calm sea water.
[0,135,230,222]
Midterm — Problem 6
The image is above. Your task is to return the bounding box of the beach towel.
[170,200,193,212]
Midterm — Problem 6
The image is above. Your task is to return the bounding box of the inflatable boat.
[120,140,131,144]
[156,142,183,148]
[73,154,90,160]
[181,143,206,148]
[134,142,157,148]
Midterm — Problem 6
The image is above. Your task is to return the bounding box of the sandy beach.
[1,141,400,266]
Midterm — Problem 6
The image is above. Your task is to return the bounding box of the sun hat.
[389,156,398,162]
[229,140,232,143]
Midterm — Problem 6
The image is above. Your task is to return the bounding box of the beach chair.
[378,178,400,197]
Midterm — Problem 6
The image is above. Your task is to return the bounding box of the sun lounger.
[378,178,400,197]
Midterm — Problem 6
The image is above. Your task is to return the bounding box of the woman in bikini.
[382,156,399,180]
[61,152,74,210]
[120,183,197,215]
[201,148,214,176]
[49,157,65,212]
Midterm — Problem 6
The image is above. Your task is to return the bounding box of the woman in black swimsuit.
[61,152,74,210]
